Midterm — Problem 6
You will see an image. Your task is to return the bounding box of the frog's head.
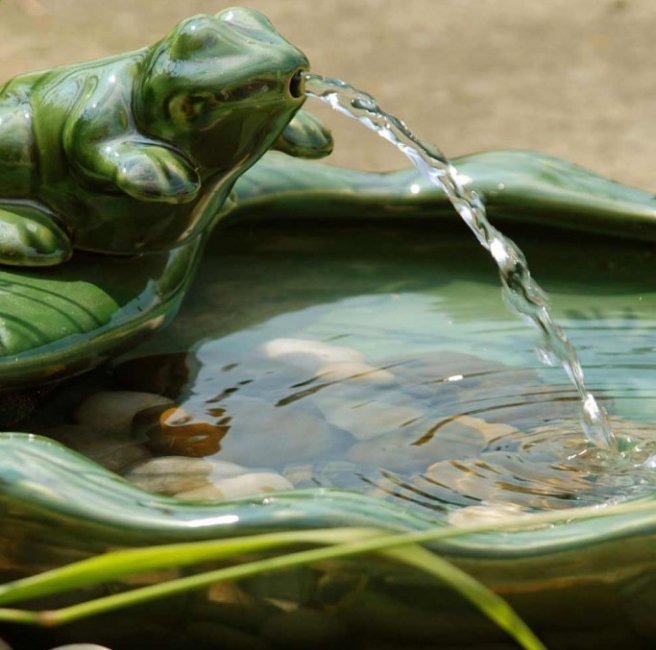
[135,8,328,174]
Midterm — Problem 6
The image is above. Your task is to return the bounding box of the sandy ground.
[0,0,655,191]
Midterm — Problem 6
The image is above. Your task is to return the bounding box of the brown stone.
[134,405,229,457]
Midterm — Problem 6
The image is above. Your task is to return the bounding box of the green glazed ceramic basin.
[2,8,656,650]
[3,212,656,648]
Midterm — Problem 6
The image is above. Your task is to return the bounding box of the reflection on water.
[29,225,656,517]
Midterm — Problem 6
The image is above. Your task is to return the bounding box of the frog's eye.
[170,16,222,60]
[217,7,278,45]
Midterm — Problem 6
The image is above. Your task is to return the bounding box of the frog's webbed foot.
[0,203,72,267]
[273,109,333,159]
[78,140,201,205]
[114,142,201,204]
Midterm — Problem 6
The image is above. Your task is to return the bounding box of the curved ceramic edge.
[2,433,656,565]
[4,146,654,382]
[0,237,204,389]
[229,150,656,240]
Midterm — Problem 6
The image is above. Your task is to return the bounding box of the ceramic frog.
[0,7,332,267]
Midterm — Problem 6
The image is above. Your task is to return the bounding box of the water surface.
[31,223,656,517]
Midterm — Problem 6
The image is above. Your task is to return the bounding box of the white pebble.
[124,456,215,495]
[263,338,364,369]
[175,472,293,501]
[447,502,530,527]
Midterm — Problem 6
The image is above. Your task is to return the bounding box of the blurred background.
[0,0,654,190]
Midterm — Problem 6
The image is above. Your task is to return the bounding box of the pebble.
[44,424,150,473]
[263,338,364,369]
[312,390,425,441]
[123,456,219,495]
[75,390,173,436]
[447,502,530,527]
[348,416,487,473]
[175,471,293,501]
[125,453,295,501]
[216,395,346,467]
[283,463,316,487]
[133,404,229,457]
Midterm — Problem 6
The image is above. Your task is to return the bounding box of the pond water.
[27,222,656,519]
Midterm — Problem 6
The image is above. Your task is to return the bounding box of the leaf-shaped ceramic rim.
[2,432,655,583]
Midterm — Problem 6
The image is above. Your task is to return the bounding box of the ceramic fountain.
[2,7,656,650]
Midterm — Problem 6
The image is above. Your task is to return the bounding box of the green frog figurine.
[0,6,330,267]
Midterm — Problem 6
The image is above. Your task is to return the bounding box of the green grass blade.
[388,544,547,650]
[0,527,378,606]
[2,497,655,645]
[0,538,545,650]
[2,496,654,608]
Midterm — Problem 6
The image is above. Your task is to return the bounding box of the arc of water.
[305,73,614,450]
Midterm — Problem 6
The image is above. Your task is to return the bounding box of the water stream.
[304,73,616,451]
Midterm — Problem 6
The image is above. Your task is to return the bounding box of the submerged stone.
[134,405,229,457]
[263,337,364,370]
[348,416,487,473]
[75,391,173,436]
[215,395,348,467]
[44,424,150,473]
[175,471,293,501]
[312,392,425,441]
[447,502,530,527]
[123,456,217,495]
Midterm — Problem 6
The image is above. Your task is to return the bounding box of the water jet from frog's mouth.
[304,72,616,452]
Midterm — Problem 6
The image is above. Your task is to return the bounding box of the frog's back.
[0,72,43,196]
[0,52,142,199]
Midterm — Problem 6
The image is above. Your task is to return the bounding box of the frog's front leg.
[62,69,201,205]
[0,202,72,266]
[75,138,201,205]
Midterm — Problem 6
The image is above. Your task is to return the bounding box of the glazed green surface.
[2,12,656,646]
[2,432,655,560]
[0,8,309,263]
[232,150,656,240]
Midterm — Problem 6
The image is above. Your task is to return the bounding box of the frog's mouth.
[288,69,305,99]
